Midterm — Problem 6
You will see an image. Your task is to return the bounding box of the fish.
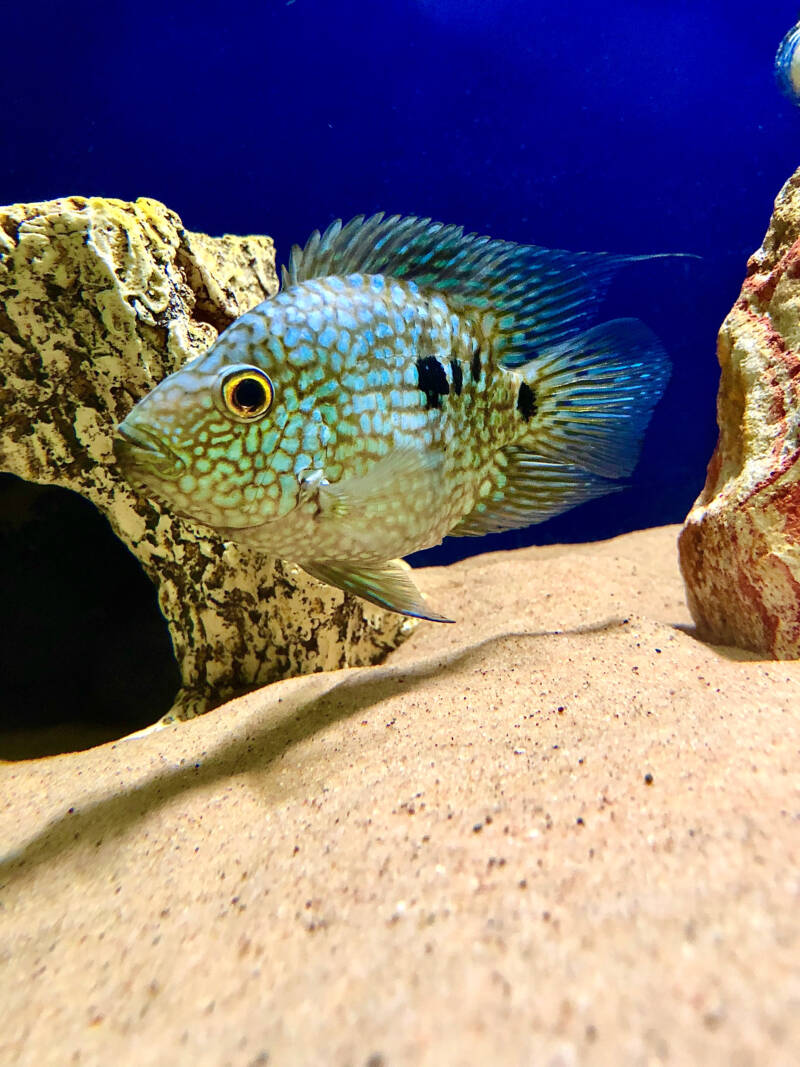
[115,213,672,622]
[776,20,800,105]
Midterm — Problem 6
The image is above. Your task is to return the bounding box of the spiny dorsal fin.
[280,213,681,357]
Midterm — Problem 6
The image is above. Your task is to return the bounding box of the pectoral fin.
[300,558,453,623]
[318,445,444,518]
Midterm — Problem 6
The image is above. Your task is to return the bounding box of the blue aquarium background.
[4,0,800,748]
[3,0,800,562]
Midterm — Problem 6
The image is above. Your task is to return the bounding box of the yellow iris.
[220,366,274,421]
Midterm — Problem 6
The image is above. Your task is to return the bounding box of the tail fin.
[514,318,671,479]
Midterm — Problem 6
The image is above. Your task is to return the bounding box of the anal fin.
[300,558,453,623]
[449,446,620,537]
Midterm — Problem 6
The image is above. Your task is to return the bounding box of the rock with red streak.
[679,169,800,658]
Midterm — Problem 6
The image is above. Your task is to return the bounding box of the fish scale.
[222,274,510,562]
[116,213,673,621]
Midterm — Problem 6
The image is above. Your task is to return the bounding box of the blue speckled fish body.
[116,215,672,620]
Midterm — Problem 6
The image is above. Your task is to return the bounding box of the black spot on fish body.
[516,381,537,421]
[470,347,482,382]
[416,356,449,409]
[449,359,463,395]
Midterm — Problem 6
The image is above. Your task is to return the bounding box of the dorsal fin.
[281,213,686,360]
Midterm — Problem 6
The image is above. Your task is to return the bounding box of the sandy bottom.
[1,525,798,1066]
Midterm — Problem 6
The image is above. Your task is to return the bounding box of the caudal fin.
[514,318,671,479]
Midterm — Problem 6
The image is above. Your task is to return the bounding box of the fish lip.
[117,423,165,455]
[114,423,185,478]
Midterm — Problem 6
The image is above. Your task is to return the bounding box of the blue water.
[3,0,799,564]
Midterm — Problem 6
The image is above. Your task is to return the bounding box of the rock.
[2,526,798,1064]
[0,197,414,723]
[679,168,800,657]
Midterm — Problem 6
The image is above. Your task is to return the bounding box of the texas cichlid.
[115,214,674,621]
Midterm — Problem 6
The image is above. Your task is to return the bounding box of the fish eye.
[219,366,274,421]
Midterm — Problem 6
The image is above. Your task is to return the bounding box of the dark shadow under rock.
[0,474,180,758]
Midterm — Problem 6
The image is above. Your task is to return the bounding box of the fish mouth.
[114,423,185,481]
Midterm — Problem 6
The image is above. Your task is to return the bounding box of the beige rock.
[679,168,800,657]
[0,197,413,722]
[2,525,798,1066]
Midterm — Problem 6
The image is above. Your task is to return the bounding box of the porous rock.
[0,197,413,722]
[679,168,800,657]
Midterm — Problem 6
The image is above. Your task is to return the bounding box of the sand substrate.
[1,525,798,1066]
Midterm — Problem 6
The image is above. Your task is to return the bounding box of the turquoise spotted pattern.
[116,214,672,620]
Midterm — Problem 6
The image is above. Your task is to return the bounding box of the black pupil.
[232,376,267,412]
